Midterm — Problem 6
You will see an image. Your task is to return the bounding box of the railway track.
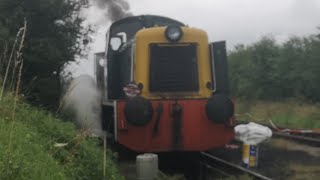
[197,121,320,179]
[199,152,273,180]
[273,131,320,146]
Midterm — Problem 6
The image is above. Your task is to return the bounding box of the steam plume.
[93,0,133,22]
[62,75,104,136]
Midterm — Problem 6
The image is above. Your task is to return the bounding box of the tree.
[0,0,91,108]
[228,36,280,99]
[228,30,320,102]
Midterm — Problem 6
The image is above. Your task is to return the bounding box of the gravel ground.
[210,138,320,180]
[115,138,320,180]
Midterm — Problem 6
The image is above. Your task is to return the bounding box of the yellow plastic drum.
[242,143,258,168]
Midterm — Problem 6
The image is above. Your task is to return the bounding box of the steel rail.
[200,152,273,180]
[273,132,320,146]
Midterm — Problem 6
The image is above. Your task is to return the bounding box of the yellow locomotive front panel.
[134,27,213,99]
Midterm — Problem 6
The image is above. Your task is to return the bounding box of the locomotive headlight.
[165,25,183,42]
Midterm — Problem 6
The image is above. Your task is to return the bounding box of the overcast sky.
[70,0,320,77]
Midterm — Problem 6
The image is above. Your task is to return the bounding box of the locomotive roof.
[110,15,185,28]
[107,15,185,42]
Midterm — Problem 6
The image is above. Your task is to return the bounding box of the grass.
[0,93,124,180]
[235,99,320,129]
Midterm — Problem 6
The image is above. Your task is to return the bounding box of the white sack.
[234,122,272,145]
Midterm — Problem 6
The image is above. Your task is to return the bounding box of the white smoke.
[62,74,105,136]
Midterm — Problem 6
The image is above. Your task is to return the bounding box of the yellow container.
[242,143,258,168]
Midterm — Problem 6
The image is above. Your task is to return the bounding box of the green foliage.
[0,0,91,109]
[0,94,124,180]
[229,31,320,102]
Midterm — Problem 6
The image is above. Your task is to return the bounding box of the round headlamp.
[165,25,183,42]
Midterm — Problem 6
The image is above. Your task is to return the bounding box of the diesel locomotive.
[94,15,235,152]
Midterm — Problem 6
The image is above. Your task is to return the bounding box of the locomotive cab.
[96,15,235,152]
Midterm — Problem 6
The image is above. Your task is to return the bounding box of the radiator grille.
[149,43,199,92]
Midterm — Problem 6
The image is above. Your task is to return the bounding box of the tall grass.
[236,99,320,129]
[0,22,25,101]
[7,19,27,169]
